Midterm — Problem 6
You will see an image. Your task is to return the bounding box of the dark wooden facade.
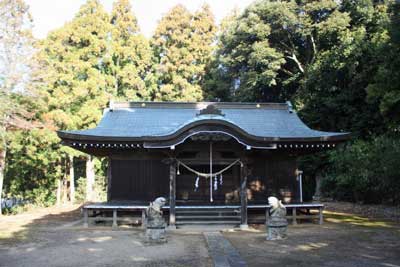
[107,145,299,205]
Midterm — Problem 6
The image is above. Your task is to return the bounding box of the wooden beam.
[169,163,177,229]
[240,163,248,229]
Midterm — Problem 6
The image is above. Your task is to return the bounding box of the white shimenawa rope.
[174,141,242,202]
[176,158,241,179]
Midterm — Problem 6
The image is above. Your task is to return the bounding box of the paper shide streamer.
[175,142,242,202]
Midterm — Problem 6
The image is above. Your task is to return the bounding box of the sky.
[25,0,255,39]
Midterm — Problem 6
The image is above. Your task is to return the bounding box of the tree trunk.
[0,148,6,215]
[56,178,62,206]
[69,155,75,204]
[86,156,95,202]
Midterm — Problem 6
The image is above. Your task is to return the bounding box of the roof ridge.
[110,101,289,110]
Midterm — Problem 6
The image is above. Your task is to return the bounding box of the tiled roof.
[58,102,349,142]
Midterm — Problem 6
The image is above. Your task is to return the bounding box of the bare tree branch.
[286,53,304,73]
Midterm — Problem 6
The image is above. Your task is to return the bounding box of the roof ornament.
[197,104,225,117]
[109,99,115,112]
[286,101,293,113]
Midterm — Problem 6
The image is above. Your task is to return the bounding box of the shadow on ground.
[224,212,400,267]
[1,206,400,267]
[0,205,211,267]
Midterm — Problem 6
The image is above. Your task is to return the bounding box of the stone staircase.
[175,206,241,226]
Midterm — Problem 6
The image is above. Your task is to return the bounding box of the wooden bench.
[82,204,148,228]
[82,202,324,228]
[248,203,324,225]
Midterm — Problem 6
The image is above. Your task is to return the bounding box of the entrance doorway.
[176,164,240,205]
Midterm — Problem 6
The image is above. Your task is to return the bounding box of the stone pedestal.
[266,217,288,240]
[266,196,288,241]
[144,197,167,244]
[145,226,167,244]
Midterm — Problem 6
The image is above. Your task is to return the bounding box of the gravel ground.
[224,220,400,267]
[0,228,211,267]
[0,204,399,267]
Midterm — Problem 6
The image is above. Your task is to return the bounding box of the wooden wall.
[109,152,299,204]
[110,159,169,201]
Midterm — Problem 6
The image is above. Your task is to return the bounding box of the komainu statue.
[145,197,167,243]
[266,196,288,240]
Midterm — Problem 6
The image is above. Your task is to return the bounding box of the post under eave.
[169,162,176,229]
[107,157,112,201]
[240,163,248,230]
[69,155,75,204]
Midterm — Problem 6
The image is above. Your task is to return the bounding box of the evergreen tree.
[299,0,390,137]
[0,0,36,214]
[37,0,112,201]
[203,10,239,101]
[366,0,400,129]
[209,0,350,102]
[109,0,153,100]
[152,4,215,101]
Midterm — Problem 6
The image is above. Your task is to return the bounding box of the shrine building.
[57,101,350,228]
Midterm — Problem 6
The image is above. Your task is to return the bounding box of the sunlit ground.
[324,210,397,228]
[0,205,399,267]
[0,204,81,241]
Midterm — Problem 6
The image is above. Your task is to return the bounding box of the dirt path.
[0,204,81,241]
[224,214,400,267]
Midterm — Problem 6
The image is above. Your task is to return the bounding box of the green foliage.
[109,0,153,100]
[3,0,400,209]
[25,187,56,207]
[366,1,400,129]
[152,4,216,101]
[75,177,87,203]
[298,0,390,138]
[75,174,106,203]
[3,204,29,215]
[207,0,350,102]
[321,136,400,204]
[37,0,113,131]
[5,129,62,204]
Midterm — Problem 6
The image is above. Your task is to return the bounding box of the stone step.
[176,220,240,225]
[176,215,240,220]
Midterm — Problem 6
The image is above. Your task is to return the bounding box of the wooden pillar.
[56,178,62,206]
[141,209,146,229]
[112,209,118,229]
[69,155,75,204]
[169,163,176,229]
[86,156,95,201]
[292,207,297,225]
[319,206,324,225]
[83,208,88,228]
[240,163,248,230]
[107,157,112,201]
